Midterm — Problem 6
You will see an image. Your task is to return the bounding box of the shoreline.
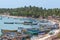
[0,15,28,18]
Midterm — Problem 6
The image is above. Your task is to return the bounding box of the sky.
[0,0,60,9]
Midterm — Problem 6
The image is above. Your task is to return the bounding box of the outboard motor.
[17,27,24,33]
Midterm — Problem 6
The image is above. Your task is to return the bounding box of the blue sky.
[0,0,60,8]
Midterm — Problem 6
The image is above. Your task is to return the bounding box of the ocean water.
[0,16,53,35]
[0,16,39,35]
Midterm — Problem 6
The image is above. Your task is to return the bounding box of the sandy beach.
[0,15,27,18]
